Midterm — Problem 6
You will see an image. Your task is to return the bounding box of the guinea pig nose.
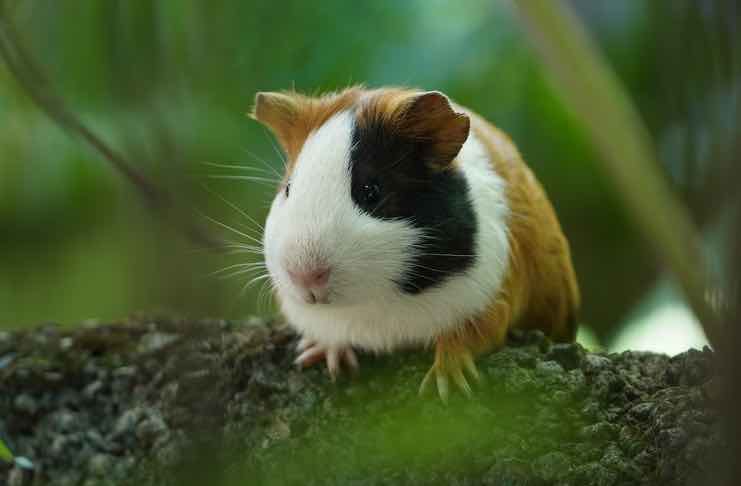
[288,266,331,289]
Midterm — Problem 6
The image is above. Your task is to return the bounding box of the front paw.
[419,347,480,403]
[294,337,358,381]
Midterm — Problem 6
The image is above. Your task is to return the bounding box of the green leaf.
[0,437,13,462]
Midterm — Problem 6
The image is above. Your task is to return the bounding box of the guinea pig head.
[251,87,474,308]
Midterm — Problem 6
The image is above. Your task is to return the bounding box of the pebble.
[83,380,104,399]
[551,390,570,404]
[50,436,69,457]
[507,328,526,342]
[629,402,654,421]
[51,409,78,432]
[535,360,565,376]
[88,453,113,476]
[658,427,688,450]
[156,442,181,467]
[247,316,267,327]
[600,443,625,468]
[580,422,617,441]
[161,382,179,403]
[138,332,178,353]
[236,326,270,348]
[31,333,48,346]
[0,353,16,370]
[14,456,34,470]
[13,394,38,415]
[112,366,137,378]
[584,354,611,371]
[85,429,109,450]
[111,456,136,481]
[565,369,587,390]
[82,319,101,328]
[507,348,538,368]
[534,451,569,481]
[44,372,64,382]
[526,329,546,346]
[83,479,115,486]
[7,467,26,486]
[113,408,143,437]
[136,414,168,444]
[546,343,585,370]
[55,472,82,486]
[266,417,291,441]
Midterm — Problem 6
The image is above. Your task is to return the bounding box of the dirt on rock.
[0,317,725,486]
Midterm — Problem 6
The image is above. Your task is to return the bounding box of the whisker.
[257,129,287,171]
[223,248,264,256]
[199,212,264,247]
[239,274,272,297]
[205,189,266,233]
[242,144,284,178]
[210,262,266,277]
[219,267,267,281]
[207,175,280,186]
[198,184,267,237]
[257,278,276,313]
[201,162,277,177]
[222,241,264,251]
[186,243,263,256]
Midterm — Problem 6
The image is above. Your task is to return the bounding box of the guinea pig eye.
[284,182,291,198]
[361,183,381,205]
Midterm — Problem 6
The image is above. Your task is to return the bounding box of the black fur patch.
[349,116,477,294]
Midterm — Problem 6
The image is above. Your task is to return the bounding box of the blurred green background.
[0,0,737,351]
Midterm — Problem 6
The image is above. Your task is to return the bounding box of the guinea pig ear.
[399,91,470,170]
[249,91,303,159]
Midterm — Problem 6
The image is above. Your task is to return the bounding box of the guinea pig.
[250,86,580,400]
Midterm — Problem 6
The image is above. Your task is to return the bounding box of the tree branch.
[0,2,222,250]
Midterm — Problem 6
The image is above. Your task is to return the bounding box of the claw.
[462,352,481,383]
[437,373,450,403]
[294,340,358,379]
[419,368,434,396]
[296,337,314,352]
[419,347,480,402]
[294,346,325,368]
[452,368,472,397]
[326,348,340,381]
[343,348,359,372]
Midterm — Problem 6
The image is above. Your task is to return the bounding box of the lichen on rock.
[0,317,724,485]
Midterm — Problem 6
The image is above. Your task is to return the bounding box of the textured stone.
[0,317,723,486]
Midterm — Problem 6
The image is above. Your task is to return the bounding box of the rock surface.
[0,317,724,485]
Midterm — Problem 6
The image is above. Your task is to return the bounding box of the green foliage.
[515,0,719,346]
[0,1,733,346]
[0,437,13,462]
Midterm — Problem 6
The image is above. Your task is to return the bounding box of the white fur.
[263,109,511,352]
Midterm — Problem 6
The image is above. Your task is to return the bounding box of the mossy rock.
[0,317,724,486]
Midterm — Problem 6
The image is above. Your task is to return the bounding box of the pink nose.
[287,266,331,290]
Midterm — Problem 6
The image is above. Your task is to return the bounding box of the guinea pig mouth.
[282,261,333,305]
[293,286,330,305]
[308,290,330,305]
